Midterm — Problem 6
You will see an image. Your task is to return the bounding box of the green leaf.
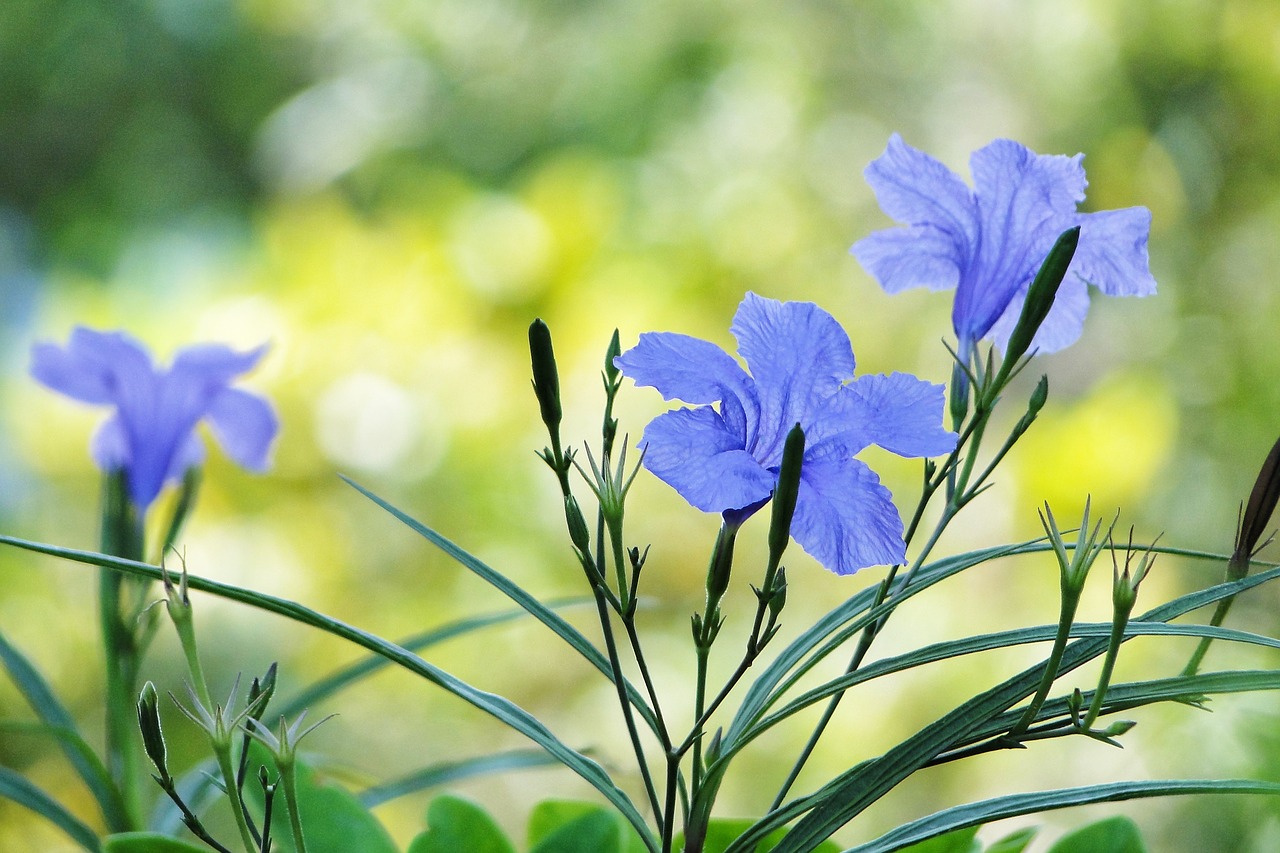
[735,565,1280,853]
[0,628,129,831]
[838,780,1280,853]
[103,833,208,853]
[1045,816,1146,853]
[0,535,659,852]
[527,801,648,853]
[529,810,619,853]
[340,477,660,738]
[262,760,398,853]
[407,795,514,853]
[898,826,979,852]
[359,749,562,808]
[983,827,1037,853]
[675,818,840,853]
[0,766,101,852]
[278,601,590,720]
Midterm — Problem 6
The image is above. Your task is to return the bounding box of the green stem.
[215,740,259,853]
[279,761,308,853]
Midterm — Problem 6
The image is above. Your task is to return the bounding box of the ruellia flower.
[850,133,1157,359]
[615,292,955,575]
[31,327,279,510]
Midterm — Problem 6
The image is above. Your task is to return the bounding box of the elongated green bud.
[564,495,591,554]
[137,681,169,782]
[768,424,805,561]
[705,522,739,603]
[528,319,562,434]
[1003,227,1080,366]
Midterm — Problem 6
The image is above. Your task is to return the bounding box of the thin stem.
[214,740,259,853]
[279,762,308,853]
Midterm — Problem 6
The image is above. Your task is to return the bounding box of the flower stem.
[214,738,259,853]
[279,761,308,853]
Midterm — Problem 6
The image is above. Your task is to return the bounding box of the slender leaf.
[279,600,590,720]
[732,565,1280,853]
[898,826,979,852]
[0,534,659,853]
[342,476,660,736]
[0,628,130,830]
[0,766,102,852]
[103,833,208,853]
[408,796,514,853]
[359,749,561,808]
[747,622,1280,746]
[1044,816,1145,853]
[982,827,1037,853]
[840,780,1280,853]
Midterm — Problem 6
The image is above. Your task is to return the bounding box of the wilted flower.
[615,293,955,575]
[31,327,278,510]
[851,133,1157,358]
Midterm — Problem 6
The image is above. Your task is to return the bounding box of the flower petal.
[205,387,279,472]
[171,342,269,384]
[851,225,962,295]
[815,373,956,458]
[954,141,1085,342]
[615,331,754,405]
[639,407,774,513]
[986,271,1092,355]
[863,134,978,241]
[30,328,154,405]
[790,454,905,575]
[730,293,855,467]
[1071,207,1158,297]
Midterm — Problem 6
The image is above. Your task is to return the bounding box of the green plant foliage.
[1045,816,1146,853]
[675,818,841,853]
[526,800,648,853]
[103,833,208,853]
[898,826,980,852]
[982,827,1037,853]
[408,795,515,853]
[260,759,398,853]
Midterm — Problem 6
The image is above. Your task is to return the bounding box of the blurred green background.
[3,0,1280,850]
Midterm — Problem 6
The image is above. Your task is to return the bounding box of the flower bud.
[137,681,169,782]
[528,319,562,434]
[564,495,592,555]
[1003,227,1079,366]
[767,424,805,561]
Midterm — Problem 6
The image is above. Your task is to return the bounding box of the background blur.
[3,0,1280,850]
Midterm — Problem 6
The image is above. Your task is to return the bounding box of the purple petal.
[165,434,207,485]
[790,454,906,575]
[850,226,962,295]
[90,416,130,470]
[817,373,955,458]
[205,387,279,472]
[1071,207,1158,298]
[954,141,1085,342]
[639,407,774,513]
[986,272,1092,355]
[615,331,754,405]
[30,328,154,405]
[730,293,855,467]
[863,134,978,241]
[172,342,269,384]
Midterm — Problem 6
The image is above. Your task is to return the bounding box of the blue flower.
[31,327,279,511]
[615,293,955,576]
[851,134,1157,358]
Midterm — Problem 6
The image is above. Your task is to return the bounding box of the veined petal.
[205,387,279,472]
[955,141,1085,341]
[639,407,774,513]
[987,271,1092,355]
[730,293,855,466]
[790,455,905,575]
[815,373,956,458]
[864,133,978,244]
[615,331,754,407]
[850,226,962,295]
[1071,207,1158,297]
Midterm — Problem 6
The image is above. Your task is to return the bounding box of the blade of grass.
[0,628,130,831]
[0,534,659,853]
[0,766,102,852]
[358,749,561,808]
